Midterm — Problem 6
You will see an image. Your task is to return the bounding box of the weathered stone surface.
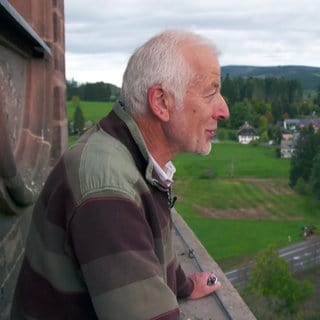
[0,210,32,320]
[173,210,256,320]
[0,1,67,318]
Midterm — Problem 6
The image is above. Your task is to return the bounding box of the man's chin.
[197,144,212,156]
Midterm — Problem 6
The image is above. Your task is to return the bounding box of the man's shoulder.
[64,129,141,204]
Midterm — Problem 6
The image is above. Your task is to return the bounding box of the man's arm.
[70,197,180,320]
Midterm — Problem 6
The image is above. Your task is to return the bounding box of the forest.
[67,74,320,142]
[66,79,120,102]
[221,75,320,125]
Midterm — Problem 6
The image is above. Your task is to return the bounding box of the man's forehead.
[183,44,220,70]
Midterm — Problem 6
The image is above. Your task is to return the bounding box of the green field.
[173,144,319,269]
[67,100,114,146]
[67,100,114,123]
[67,101,320,270]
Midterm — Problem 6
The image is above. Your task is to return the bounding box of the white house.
[238,121,259,144]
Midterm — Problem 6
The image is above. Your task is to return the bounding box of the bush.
[311,151,320,199]
[247,246,313,314]
[294,177,312,195]
[228,130,238,141]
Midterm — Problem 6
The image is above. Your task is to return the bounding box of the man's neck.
[134,114,176,169]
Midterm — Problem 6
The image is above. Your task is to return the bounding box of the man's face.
[164,45,230,156]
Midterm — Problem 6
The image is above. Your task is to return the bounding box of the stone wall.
[0,1,67,318]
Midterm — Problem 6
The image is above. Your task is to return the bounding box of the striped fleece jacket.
[11,102,194,320]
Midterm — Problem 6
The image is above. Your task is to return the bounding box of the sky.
[65,0,320,87]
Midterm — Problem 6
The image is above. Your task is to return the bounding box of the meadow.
[66,100,114,122]
[67,100,320,270]
[67,100,114,146]
[173,144,319,269]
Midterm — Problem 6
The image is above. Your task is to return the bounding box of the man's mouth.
[206,129,216,137]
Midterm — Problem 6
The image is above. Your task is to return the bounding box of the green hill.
[222,65,320,91]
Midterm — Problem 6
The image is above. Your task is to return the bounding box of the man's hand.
[188,272,221,300]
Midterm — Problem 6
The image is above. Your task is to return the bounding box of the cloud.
[65,0,320,87]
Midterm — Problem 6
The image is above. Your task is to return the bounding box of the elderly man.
[12,29,229,319]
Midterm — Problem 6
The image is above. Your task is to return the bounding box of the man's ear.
[147,85,171,122]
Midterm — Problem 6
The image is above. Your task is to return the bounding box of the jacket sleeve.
[175,264,194,298]
[69,197,180,320]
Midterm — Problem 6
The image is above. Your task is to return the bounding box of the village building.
[280,118,319,158]
[280,133,296,158]
[283,119,300,131]
[237,121,259,144]
[299,118,320,131]
[283,118,320,133]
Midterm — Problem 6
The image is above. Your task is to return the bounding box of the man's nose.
[213,94,230,120]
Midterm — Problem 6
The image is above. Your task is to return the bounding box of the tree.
[247,246,313,314]
[221,74,239,105]
[258,115,268,129]
[66,79,79,100]
[310,130,320,199]
[289,125,316,188]
[315,83,320,106]
[228,101,254,129]
[268,125,282,145]
[80,82,112,101]
[310,151,320,199]
[66,79,120,102]
[72,97,85,135]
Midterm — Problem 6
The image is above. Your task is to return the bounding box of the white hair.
[120,29,219,115]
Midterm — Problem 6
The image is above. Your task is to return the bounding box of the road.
[226,236,320,287]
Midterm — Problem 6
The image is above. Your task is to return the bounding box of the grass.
[68,135,80,147]
[176,207,311,262]
[174,177,319,218]
[173,143,320,269]
[67,100,114,146]
[174,142,289,179]
[67,100,114,123]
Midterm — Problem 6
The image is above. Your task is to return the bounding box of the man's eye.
[207,89,218,97]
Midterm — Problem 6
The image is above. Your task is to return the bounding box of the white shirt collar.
[149,155,176,187]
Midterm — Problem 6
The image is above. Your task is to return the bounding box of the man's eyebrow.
[214,83,220,90]
[212,81,220,87]
[208,82,220,91]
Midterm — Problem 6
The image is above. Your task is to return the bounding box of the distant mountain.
[221,65,320,91]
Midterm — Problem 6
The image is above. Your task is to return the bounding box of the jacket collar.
[100,101,168,191]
